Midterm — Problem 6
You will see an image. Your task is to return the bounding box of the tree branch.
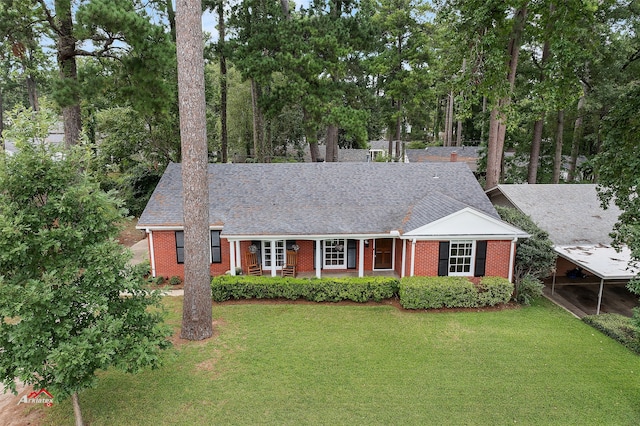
[35,0,61,36]
[622,47,640,71]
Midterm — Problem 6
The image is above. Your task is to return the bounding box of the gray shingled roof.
[488,184,621,245]
[138,162,499,236]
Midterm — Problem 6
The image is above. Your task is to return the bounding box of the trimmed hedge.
[399,276,513,309]
[211,275,399,303]
[583,313,640,354]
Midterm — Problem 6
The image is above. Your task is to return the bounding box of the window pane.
[448,241,473,276]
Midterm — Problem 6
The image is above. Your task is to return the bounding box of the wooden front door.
[374,238,393,269]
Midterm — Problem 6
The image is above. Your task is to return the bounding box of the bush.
[477,277,513,306]
[400,276,478,309]
[169,276,182,286]
[211,275,399,303]
[583,313,640,354]
[515,274,545,305]
[399,276,514,309]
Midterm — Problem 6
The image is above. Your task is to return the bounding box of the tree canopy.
[0,105,171,424]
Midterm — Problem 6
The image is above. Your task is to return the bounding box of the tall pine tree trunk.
[552,109,564,183]
[527,6,553,184]
[326,124,338,162]
[304,109,320,162]
[485,5,528,189]
[176,0,213,341]
[395,100,402,159]
[250,79,264,162]
[55,0,81,146]
[218,0,228,163]
[568,81,587,182]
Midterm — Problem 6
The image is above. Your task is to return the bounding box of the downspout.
[508,238,517,283]
[147,230,156,277]
[410,239,416,277]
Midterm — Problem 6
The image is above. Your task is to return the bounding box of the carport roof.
[486,184,638,281]
[555,244,637,280]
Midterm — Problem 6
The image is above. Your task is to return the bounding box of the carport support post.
[597,278,604,315]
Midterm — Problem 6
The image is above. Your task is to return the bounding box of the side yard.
[35,297,640,425]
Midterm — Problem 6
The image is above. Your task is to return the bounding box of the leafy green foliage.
[211,275,399,303]
[515,273,545,306]
[594,83,640,343]
[399,276,513,309]
[0,126,171,401]
[495,205,555,301]
[583,313,640,354]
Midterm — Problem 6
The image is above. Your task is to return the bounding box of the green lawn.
[44,298,640,425]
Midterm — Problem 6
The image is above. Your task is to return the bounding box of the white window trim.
[323,238,347,269]
[448,240,475,276]
[262,240,285,270]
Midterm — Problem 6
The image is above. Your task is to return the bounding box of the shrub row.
[211,275,514,309]
[211,275,399,303]
[399,276,513,309]
[583,313,640,354]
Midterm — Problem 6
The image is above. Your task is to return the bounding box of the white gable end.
[404,208,529,239]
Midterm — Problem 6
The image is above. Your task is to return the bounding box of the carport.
[486,184,638,317]
[552,244,637,315]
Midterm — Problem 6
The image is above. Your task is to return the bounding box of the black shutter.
[474,241,487,277]
[438,241,449,276]
[347,239,357,269]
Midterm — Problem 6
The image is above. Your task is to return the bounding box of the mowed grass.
[43,298,640,425]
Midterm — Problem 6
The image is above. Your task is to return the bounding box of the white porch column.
[401,239,406,278]
[270,240,276,277]
[597,278,604,315]
[235,241,241,271]
[229,240,236,275]
[358,239,365,278]
[315,239,322,279]
[410,239,416,277]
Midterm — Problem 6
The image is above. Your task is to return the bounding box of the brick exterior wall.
[150,231,515,281]
[151,230,231,279]
[485,240,513,278]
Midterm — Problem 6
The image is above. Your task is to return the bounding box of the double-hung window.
[211,230,221,263]
[448,240,474,275]
[176,231,185,264]
[438,240,487,277]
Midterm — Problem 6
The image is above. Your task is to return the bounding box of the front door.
[374,238,393,269]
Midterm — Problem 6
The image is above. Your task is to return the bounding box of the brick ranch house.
[136,162,528,281]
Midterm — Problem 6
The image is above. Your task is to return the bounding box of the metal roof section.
[555,244,637,280]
